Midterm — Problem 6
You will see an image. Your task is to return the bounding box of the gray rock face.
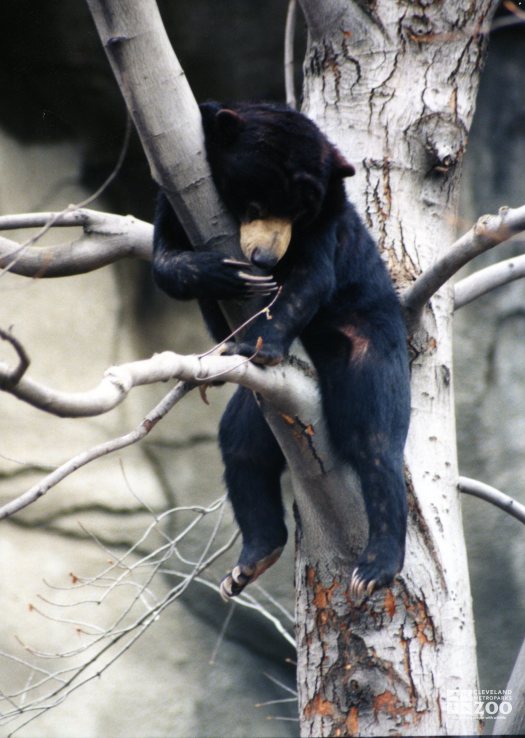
[0,131,296,736]
[455,26,525,693]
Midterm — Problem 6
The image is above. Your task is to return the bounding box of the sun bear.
[152,102,411,599]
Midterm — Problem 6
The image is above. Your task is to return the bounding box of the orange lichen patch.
[305,424,315,437]
[304,693,335,719]
[313,579,339,608]
[384,588,396,618]
[375,690,396,713]
[279,412,295,426]
[415,600,434,645]
[346,706,359,736]
[374,690,413,722]
[400,591,436,647]
[307,565,316,588]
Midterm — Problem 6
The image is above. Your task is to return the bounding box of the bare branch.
[86,0,266,334]
[0,328,30,388]
[284,0,298,109]
[0,339,314,419]
[403,204,525,325]
[0,381,192,520]
[1,115,131,277]
[0,210,152,277]
[0,488,294,731]
[458,476,525,525]
[85,0,236,255]
[454,253,525,308]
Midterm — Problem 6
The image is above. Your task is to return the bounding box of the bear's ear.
[214,108,245,143]
[332,148,355,178]
[293,172,325,219]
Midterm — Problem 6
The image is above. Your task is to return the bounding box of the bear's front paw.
[350,538,404,601]
[223,339,285,366]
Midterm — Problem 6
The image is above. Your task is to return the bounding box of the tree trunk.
[295,2,498,735]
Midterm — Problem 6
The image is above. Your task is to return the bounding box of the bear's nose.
[251,247,279,270]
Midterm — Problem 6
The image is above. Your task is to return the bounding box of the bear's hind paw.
[219,546,284,601]
[219,565,252,601]
[349,540,403,602]
[350,568,378,601]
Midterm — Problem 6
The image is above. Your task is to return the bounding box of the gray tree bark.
[295,1,498,735]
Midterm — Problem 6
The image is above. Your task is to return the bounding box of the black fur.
[152,102,411,597]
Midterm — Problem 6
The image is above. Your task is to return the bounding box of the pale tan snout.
[240,218,292,269]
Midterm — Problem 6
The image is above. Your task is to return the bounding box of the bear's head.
[200,102,354,270]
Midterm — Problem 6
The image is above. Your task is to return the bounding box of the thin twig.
[199,287,282,359]
[0,381,193,520]
[0,485,297,732]
[0,115,132,277]
[458,476,525,525]
[0,505,237,731]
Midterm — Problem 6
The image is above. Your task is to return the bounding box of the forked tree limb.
[0,344,312,419]
[0,328,30,387]
[403,204,525,324]
[0,211,152,277]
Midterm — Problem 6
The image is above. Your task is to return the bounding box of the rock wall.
[0,129,296,737]
[455,21,525,692]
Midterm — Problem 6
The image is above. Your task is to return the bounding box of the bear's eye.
[245,202,266,221]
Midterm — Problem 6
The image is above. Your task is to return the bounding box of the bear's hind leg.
[349,457,407,598]
[218,387,287,599]
[308,326,410,599]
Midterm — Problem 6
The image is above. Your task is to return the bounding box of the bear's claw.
[349,537,404,602]
[219,546,284,601]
